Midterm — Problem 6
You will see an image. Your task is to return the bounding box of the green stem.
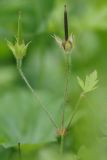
[18,142,22,160]
[61,54,70,129]
[67,92,84,129]
[60,134,64,155]
[64,54,70,103]
[16,59,58,129]
[60,54,70,156]
[17,12,22,44]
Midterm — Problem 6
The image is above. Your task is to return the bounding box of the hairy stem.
[16,59,58,129]
[60,54,70,155]
[61,54,70,129]
[64,54,70,103]
[67,92,84,129]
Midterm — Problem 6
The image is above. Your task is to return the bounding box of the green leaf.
[0,89,62,148]
[77,70,98,93]
[77,76,84,90]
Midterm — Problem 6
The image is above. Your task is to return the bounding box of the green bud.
[7,40,30,59]
[7,12,31,60]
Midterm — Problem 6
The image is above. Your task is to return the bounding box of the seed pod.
[64,5,68,41]
[52,5,74,53]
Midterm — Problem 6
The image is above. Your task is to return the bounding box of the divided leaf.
[77,70,98,93]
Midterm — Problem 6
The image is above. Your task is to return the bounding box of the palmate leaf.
[77,70,98,93]
[0,89,62,148]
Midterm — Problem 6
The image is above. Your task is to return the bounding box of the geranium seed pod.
[64,5,68,41]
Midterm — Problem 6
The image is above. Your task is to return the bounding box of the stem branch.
[67,92,84,129]
[16,59,58,129]
[60,54,70,155]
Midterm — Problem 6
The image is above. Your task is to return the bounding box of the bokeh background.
[0,0,107,159]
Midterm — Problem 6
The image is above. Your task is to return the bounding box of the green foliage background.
[0,0,107,159]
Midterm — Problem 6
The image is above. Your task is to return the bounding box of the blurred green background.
[0,0,107,159]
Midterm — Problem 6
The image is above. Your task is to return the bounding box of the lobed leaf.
[77,70,98,93]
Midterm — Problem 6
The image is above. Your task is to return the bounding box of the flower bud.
[7,12,30,60]
[7,40,30,60]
